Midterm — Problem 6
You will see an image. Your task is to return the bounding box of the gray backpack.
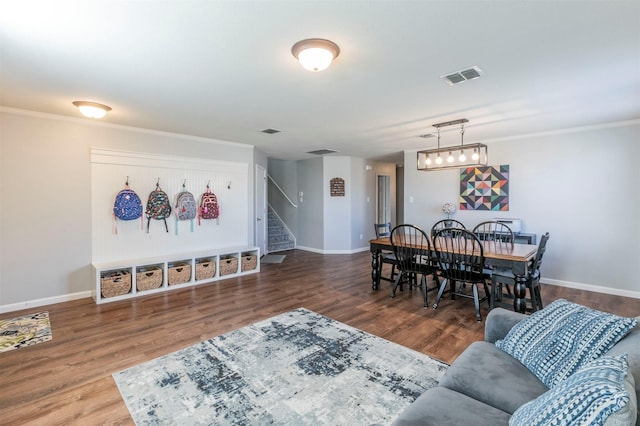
[174,184,197,234]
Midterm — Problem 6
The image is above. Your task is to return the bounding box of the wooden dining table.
[369,237,539,314]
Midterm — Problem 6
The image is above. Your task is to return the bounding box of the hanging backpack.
[112,178,143,234]
[174,182,197,235]
[146,181,172,233]
[198,184,220,225]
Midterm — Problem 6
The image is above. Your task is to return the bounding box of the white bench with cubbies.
[92,246,259,304]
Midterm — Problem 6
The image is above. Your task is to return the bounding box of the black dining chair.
[374,222,398,282]
[432,228,490,321]
[389,224,440,307]
[472,221,514,244]
[490,232,550,313]
[430,219,466,238]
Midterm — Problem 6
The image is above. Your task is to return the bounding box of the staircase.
[268,208,295,252]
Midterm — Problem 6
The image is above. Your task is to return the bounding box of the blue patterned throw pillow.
[510,354,633,426]
[496,299,637,388]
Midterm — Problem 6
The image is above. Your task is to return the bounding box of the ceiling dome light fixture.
[72,101,111,119]
[291,38,340,72]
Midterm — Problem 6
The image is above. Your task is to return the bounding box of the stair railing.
[267,174,298,208]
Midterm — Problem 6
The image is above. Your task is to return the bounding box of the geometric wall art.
[459,165,509,211]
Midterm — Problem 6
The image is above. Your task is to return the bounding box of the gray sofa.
[393,307,640,425]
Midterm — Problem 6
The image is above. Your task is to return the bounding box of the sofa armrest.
[485,308,527,343]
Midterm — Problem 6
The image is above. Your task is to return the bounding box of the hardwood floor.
[1,249,638,425]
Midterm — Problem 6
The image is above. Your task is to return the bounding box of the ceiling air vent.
[419,133,435,139]
[307,149,337,155]
[261,128,281,134]
[441,66,484,85]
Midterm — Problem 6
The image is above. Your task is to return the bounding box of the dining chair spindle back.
[389,224,440,307]
[432,228,490,321]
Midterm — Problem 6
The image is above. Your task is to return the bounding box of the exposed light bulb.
[447,151,454,163]
[435,154,443,165]
[472,149,479,161]
[459,151,466,162]
[425,156,432,165]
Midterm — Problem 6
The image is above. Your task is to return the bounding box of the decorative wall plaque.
[330,177,345,197]
[459,165,509,211]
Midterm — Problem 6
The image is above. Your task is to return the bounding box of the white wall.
[350,157,367,249]
[91,149,249,262]
[403,121,640,297]
[296,157,324,250]
[323,156,352,252]
[0,110,255,309]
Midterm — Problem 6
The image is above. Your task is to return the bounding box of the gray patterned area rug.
[113,308,448,425]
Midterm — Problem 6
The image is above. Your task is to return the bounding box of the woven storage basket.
[241,253,257,272]
[219,256,238,276]
[101,270,132,298]
[195,259,216,281]
[136,266,163,291]
[168,262,191,286]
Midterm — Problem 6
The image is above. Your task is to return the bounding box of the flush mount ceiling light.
[291,38,340,72]
[416,118,488,171]
[72,101,111,119]
[307,149,338,155]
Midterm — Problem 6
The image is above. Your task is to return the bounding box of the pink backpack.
[198,185,220,225]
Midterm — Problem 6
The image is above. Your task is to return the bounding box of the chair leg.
[472,284,481,321]
[533,283,543,310]
[390,273,403,299]
[490,277,497,310]
[531,284,543,311]
[420,274,428,307]
[433,278,449,309]
[431,272,440,290]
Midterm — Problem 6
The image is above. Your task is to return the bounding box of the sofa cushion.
[510,354,635,426]
[496,299,637,388]
[604,320,640,409]
[391,386,511,426]
[484,308,528,344]
[438,341,548,414]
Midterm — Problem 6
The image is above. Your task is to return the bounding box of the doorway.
[377,175,391,224]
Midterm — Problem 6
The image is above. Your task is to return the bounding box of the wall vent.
[261,128,281,134]
[441,66,484,85]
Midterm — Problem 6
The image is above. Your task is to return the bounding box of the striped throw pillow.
[510,354,633,426]
[496,299,636,388]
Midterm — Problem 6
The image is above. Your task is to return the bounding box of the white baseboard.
[2,273,637,315]
[0,291,92,314]
[542,278,640,300]
[296,246,370,255]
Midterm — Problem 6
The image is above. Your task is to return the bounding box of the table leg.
[513,274,527,313]
[371,249,380,290]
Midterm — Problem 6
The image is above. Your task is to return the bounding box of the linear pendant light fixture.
[416,118,488,171]
[291,38,340,72]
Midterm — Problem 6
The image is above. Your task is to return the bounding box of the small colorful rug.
[0,311,52,353]
[114,308,448,425]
